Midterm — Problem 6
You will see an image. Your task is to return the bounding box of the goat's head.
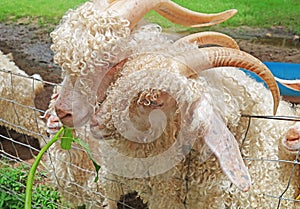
[52,0,237,127]
[85,46,279,192]
[53,0,280,193]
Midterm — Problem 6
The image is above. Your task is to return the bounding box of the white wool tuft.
[0,50,46,146]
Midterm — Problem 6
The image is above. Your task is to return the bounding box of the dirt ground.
[0,22,299,208]
[0,22,299,110]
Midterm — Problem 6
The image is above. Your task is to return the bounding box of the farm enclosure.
[0,16,300,209]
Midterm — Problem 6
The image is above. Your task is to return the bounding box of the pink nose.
[54,74,76,127]
[55,100,74,127]
[286,128,300,142]
[54,74,97,128]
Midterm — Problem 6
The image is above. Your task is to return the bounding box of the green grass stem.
[25,127,64,209]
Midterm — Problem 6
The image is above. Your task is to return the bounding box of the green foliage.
[60,127,74,150]
[0,0,87,25]
[32,185,61,209]
[147,0,300,33]
[0,162,61,209]
[0,0,299,33]
[24,126,100,209]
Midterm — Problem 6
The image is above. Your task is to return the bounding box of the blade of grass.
[25,126,101,208]
[73,137,101,182]
[60,127,74,150]
[25,127,64,209]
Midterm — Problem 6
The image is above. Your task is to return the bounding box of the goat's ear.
[204,112,251,192]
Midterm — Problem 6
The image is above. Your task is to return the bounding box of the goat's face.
[55,59,128,128]
[55,73,100,128]
[53,0,239,127]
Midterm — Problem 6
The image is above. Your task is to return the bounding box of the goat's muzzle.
[55,75,94,128]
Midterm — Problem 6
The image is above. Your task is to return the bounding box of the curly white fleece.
[88,27,300,209]
[0,50,46,146]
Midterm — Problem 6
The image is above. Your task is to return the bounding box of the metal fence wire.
[1,68,300,209]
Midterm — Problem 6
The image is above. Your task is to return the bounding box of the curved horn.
[175,31,240,49]
[155,2,237,28]
[107,0,237,29]
[179,47,280,115]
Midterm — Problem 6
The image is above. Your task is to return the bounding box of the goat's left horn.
[106,0,237,29]
[179,47,280,115]
[175,31,240,49]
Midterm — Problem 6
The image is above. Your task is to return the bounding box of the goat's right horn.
[178,47,280,115]
[175,31,240,49]
[106,0,237,29]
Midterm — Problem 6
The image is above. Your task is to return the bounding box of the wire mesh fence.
[1,67,300,209]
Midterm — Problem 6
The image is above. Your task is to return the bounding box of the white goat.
[0,50,47,147]
[48,0,300,208]
[52,27,300,209]
[85,36,300,209]
[47,0,240,206]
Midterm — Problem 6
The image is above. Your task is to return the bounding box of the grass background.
[0,0,299,32]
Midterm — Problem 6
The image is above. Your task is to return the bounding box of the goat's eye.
[94,100,103,112]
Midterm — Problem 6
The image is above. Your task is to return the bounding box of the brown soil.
[0,23,299,110]
[0,22,299,209]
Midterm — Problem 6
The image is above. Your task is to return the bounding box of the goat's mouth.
[59,111,92,128]
[282,137,300,154]
[47,125,62,135]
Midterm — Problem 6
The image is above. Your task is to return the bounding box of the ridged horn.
[175,31,240,49]
[179,47,280,115]
[106,0,237,29]
[156,1,237,27]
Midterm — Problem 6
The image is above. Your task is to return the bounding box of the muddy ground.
[0,22,299,208]
[0,23,299,110]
